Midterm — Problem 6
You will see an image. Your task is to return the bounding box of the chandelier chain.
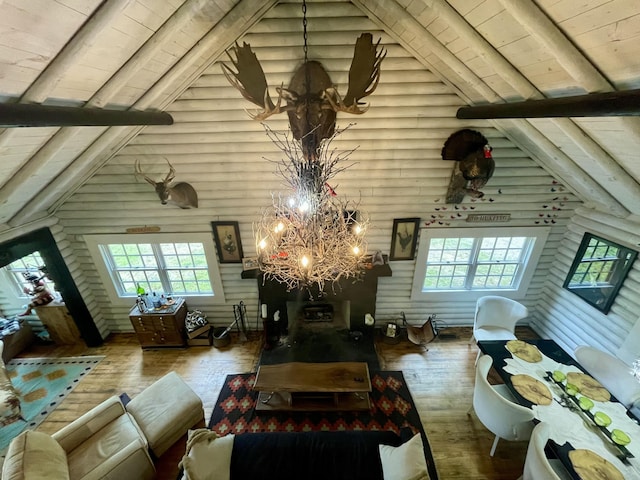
[302,0,308,64]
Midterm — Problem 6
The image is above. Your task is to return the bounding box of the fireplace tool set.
[212,301,249,347]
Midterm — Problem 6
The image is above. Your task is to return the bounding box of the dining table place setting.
[478,339,640,480]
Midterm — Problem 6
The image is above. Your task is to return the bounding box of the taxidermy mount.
[134,159,198,209]
[441,129,494,204]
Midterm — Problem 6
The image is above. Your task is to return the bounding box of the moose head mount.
[134,159,198,209]
[222,32,385,161]
[441,129,495,204]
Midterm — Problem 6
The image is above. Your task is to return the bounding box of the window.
[563,233,637,313]
[85,233,225,305]
[412,227,549,301]
[5,252,46,297]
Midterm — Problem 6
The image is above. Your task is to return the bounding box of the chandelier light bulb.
[300,255,310,268]
[258,238,267,250]
[352,246,360,255]
[354,224,363,235]
[274,221,285,233]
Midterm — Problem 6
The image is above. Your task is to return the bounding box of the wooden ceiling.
[1,0,639,230]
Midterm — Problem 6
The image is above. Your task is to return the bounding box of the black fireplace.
[242,263,391,368]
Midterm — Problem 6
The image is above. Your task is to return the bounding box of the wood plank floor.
[15,326,539,479]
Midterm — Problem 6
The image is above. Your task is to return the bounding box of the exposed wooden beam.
[0,103,173,127]
[457,89,640,119]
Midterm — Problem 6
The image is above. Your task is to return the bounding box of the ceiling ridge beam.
[0,0,131,163]
[2,0,217,223]
[352,0,625,215]
[13,0,279,225]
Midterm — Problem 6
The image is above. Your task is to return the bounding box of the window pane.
[103,241,213,296]
[421,232,535,293]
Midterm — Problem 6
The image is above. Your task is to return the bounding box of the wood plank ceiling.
[0,0,639,231]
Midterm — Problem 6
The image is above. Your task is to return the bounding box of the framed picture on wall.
[389,218,420,261]
[211,221,244,263]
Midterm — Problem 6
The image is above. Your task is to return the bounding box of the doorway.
[0,227,102,347]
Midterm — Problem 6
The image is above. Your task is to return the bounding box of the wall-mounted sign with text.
[125,226,161,234]
[466,213,511,223]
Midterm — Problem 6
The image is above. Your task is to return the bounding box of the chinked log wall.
[533,208,640,359]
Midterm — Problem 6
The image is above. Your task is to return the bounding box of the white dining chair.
[574,345,640,409]
[518,422,573,480]
[469,354,534,456]
[470,296,529,344]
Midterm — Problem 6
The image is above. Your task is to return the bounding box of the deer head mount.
[441,129,495,204]
[222,33,385,160]
[134,159,198,209]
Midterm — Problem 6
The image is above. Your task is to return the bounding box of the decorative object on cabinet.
[33,302,81,345]
[563,232,637,314]
[128,298,187,348]
[211,221,243,263]
[389,218,420,261]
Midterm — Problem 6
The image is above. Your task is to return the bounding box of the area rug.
[0,355,104,456]
[209,370,438,480]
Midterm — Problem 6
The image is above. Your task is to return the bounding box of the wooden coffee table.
[253,362,371,412]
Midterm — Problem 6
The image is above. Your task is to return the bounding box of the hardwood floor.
[16,326,539,479]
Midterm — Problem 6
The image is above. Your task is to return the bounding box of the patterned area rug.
[209,370,438,480]
[1,355,104,457]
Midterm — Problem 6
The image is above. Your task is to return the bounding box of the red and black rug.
[208,370,438,479]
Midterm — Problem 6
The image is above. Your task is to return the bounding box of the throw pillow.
[2,430,70,480]
[180,429,235,480]
[379,433,429,480]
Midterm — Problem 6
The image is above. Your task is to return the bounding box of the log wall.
[533,207,640,360]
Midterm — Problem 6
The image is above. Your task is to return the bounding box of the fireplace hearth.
[242,263,391,369]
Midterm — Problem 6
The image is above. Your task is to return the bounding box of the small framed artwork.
[211,221,244,263]
[242,256,259,271]
[390,217,420,261]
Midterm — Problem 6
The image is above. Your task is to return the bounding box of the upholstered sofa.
[2,371,204,480]
[179,428,433,480]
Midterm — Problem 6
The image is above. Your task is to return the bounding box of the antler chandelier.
[255,125,368,292]
[222,0,384,292]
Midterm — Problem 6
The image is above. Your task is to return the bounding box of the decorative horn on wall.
[456,88,640,119]
[134,159,198,209]
[441,129,494,204]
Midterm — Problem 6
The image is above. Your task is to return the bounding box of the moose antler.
[221,42,287,121]
[324,33,386,114]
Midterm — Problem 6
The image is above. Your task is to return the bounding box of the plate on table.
[506,340,543,363]
[511,374,553,405]
[566,372,611,402]
[568,449,624,480]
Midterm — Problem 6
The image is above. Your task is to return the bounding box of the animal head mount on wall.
[441,129,494,204]
[134,159,198,209]
[221,32,385,160]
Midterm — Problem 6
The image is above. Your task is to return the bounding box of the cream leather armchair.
[3,396,155,480]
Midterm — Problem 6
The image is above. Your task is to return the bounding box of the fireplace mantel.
[241,263,392,331]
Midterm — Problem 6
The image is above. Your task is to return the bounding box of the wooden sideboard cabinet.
[34,302,81,345]
[128,298,187,348]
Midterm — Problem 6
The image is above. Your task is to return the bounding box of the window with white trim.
[4,252,47,297]
[85,233,225,305]
[412,227,550,301]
